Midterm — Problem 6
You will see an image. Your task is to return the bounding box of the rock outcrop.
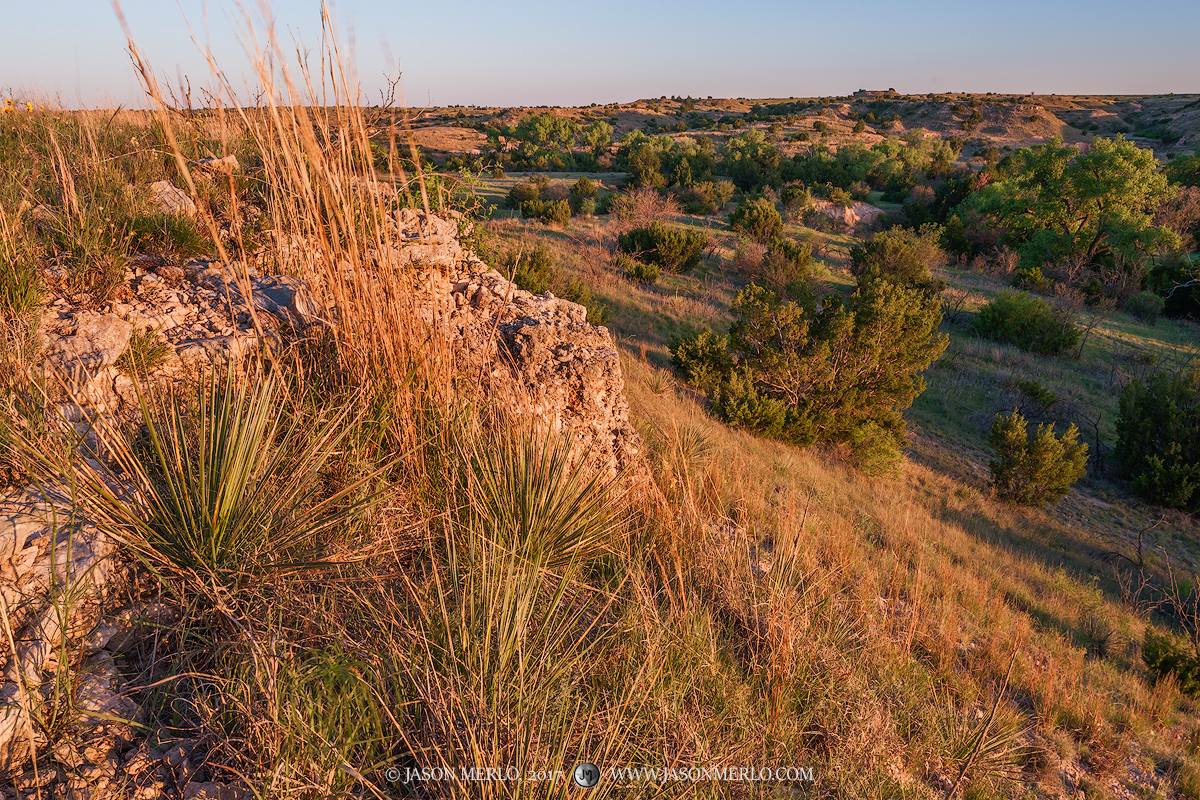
[4,207,642,788]
[31,208,640,475]
[418,261,640,474]
[813,199,887,229]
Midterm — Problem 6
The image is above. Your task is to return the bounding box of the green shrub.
[987,410,1088,507]
[500,245,609,325]
[712,180,737,208]
[1124,291,1165,325]
[506,182,539,209]
[539,199,571,226]
[568,177,597,213]
[728,197,783,243]
[678,184,717,215]
[974,291,1080,356]
[519,198,544,220]
[755,239,813,298]
[828,187,854,208]
[670,329,733,395]
[680,278,947,473]
[849,224,946,294]
[780,183,810,211]
[617,223,706,273]
[1144,628,1200,697]
[1116,369,1200,510]
[617,252,660,283]
[712,369,787,439]
[503,245,556,294]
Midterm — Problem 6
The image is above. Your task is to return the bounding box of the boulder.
[41,312,133,370]
[147,180,196,217]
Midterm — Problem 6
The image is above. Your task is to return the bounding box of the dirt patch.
[406,125,487,154]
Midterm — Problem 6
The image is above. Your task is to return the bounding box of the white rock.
[147,180,196,217]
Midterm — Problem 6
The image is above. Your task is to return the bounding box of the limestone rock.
[189,154,240,173]
[41,312,133,371]
[813,199,886,229]
[147,181,196,217]
[0,492,116,774]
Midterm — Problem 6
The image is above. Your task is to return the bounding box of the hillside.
[389,92,1200,170]
[3,55,1200,800]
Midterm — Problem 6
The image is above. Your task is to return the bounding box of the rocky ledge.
[2,207,642,791]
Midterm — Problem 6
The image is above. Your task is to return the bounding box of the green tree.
[849,224,946,294]
[721,130,783,189]
[729,197,783,243]
[627,142,666,188]
[988,410,1088,506]
[972,136,1177,269]
[853,120,866,135]
[581,120,613,154]
[569,176,597,214]
[692,278,948,473]
[1116,369,1200,510]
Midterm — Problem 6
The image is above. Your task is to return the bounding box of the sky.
[0,0,1197,109]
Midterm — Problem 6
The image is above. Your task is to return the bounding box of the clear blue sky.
[1,0,1197,108]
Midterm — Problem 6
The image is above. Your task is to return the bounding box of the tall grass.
[3,8,1198,799]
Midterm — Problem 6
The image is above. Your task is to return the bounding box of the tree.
[1116,368,1200,510]
[581,120,613,154]
[626,142,666,188]
[853,120,866,135]
[849,224,946,294]
[569,177,597,214]
[678,277,947,473]
[988,410,1088,506]
[729,197,783,243]
[971,136,1178,270]
[721,130,783,189]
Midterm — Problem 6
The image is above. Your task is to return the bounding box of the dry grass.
[2,15,1200,800]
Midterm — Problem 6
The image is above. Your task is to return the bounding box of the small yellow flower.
[25,102,33,112]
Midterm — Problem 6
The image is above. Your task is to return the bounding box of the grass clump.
[114,326,170,376]
[469,425,625,570]
[74,368,374,582]
[127,211,212,259]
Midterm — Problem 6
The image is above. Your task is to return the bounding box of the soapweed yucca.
[62,368,374,583]
[468,425,625,572]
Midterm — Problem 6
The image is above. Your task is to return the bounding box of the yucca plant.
[44,367,376,584]
[387,424,655,798]
[467,424,626,572]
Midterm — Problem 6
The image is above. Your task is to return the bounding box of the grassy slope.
[482,203,1200,797]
